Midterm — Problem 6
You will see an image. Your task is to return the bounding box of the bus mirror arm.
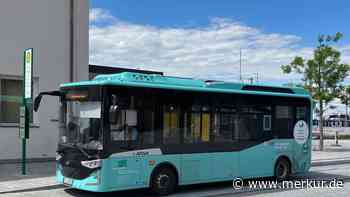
[34,91,62,112]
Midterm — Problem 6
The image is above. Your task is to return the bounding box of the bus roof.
[60,72,311,98]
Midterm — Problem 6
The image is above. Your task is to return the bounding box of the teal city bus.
[34,72,312,195]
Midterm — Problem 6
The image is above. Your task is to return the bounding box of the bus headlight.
[56,153,62,161]
[81,159,102,169]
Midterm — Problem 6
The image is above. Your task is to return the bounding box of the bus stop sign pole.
[20,48,33,175]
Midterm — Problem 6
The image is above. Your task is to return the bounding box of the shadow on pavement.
[0,185,64,195]
[0,161,55,182]
[322,148,350,152]
[62,171,350,197]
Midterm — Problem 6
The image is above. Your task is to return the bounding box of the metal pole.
[21,51,26,175]
[69,0,74,82]
[21,48,33,175]
[22,137,26,175]
[335,131,339,146]
[239,48,242,82]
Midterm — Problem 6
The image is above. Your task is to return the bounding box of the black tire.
[274,158,291,180]
[150,167,177,196]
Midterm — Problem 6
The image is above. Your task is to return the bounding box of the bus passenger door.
[109,108,145,187]
[211,111,239,181]
[181,110,212,183]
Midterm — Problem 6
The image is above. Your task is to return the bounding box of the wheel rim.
[157,174,170,189]
[277,162,288,179]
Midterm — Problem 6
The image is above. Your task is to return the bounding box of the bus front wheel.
[150,166,177,196]
[274,157,291,180]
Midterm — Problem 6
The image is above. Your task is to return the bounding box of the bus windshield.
[59,89,103,150]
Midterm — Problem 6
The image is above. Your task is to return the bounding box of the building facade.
[0,0,89,161]
[89,65,163,79]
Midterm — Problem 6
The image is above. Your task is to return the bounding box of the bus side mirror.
[34,91,62,112]
[34,95,43,112]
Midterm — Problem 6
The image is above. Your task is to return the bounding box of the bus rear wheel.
[274,158,291,180]
[150,167,177,196]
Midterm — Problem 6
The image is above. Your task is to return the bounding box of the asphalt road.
[2,163,350,197]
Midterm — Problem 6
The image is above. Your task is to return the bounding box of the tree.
[339,86,350,119]
[281,32,350,150]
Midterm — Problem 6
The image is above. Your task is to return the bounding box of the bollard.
[335,131,339,146]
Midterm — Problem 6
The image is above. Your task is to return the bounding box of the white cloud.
[89,8,114,23]
[89,8,350,84]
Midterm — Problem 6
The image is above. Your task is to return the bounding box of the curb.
[0,158,55,165]
[0,177,60,195]
[311,159,350,167]
[0,184,64,195]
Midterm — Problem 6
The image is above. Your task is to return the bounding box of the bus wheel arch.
[274,156,292,180]
[149,162,179,195]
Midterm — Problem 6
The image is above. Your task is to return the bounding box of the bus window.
[213,108,236,143]
[201,112,210,142]
[138,109,155,145]
[184,105,211,143]
[296,106,307,121]
[263,115,272,131]
[163,105,180,144]
[275,105,294,138]
[191,112,201,142]
[238,105,272,140]
[110,109,138,141]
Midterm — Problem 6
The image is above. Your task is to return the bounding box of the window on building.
[0,79,22,123]
[0,77,38,125]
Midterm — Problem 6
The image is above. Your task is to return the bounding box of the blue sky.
[89,0,350,86]
[91,0,350,46]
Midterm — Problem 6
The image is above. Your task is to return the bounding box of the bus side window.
[212,107,236,143]
[296,106,307,121]
[236,105,272,141]
[110,109,139,141]
[139,109,155,145]
[274,105,294,138]
[110,110,126,141]
[163,105,181,144]
[263,115,272,131]
[184,105,211,143]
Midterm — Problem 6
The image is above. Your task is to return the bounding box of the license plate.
[63,178,73,185]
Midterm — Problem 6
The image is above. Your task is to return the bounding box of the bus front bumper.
[56,166,107,192]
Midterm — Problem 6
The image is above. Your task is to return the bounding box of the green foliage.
[340,86,350,106]
[281,32,350,104]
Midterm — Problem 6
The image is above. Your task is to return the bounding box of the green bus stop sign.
[20,48,33,175]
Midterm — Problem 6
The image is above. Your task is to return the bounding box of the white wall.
[0,0,89,160]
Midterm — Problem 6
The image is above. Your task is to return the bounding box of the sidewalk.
[312,139,350,166]
[1,140,350,194]
[0,161,59,194]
